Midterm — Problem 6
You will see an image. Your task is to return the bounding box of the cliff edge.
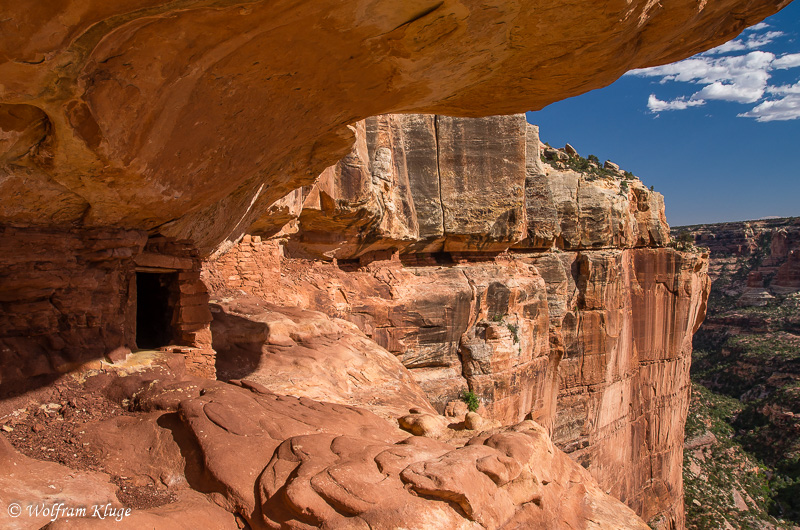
[204,114,711,528]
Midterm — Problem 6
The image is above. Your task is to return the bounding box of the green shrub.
[461,391,480,412]
[557,152,631,181]
[506,323,519,343]
[675,231,694,251]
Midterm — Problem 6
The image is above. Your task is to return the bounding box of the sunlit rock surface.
[203,112,711,528]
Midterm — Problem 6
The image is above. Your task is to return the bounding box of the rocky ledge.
[0,366,650,529]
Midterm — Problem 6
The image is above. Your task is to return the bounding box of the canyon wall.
[675,218,800,302]
[204,114,710,528]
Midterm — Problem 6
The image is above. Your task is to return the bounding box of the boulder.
[398,412,450,437]
[465,411,484,430]
[564,143,579,157]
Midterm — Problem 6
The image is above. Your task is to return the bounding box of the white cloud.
[738,94,800,121]
[774,53,800,69]
[704,30,785,54]
[630,51,775,104]
[745,22,770,32]
[626,21,800,121]
[630,51,775,86]
[694,73,770,103]
[628,51,775,84]
[647,94,705,112]
[768,81,800,95]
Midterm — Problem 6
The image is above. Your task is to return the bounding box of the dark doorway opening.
[136,272,177,349]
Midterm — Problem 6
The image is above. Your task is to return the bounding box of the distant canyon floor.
[675,218,800,530]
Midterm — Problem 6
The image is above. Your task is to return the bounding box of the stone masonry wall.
[0,227,215,385]
[0,226,146,385]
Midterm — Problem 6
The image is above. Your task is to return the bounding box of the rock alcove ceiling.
[0,0,791,253]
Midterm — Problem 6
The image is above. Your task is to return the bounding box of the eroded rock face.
[264,115,671,258]
[276,114,528,257]
[533,248,710,526]
[2,367,647,529]
[206,242,554,425]
[0,105,710,528]
[0,0,789,253]
[0,2,778,525]
[522,164,670,249]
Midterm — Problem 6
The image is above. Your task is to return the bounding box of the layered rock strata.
[675,217,800,301]
[257,116,669,258]
[204,113,711,528]
[270,114,530,256]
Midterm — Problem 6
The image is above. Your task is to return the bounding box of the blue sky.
[526,1,800,227]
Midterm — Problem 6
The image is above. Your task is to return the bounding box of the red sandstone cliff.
[203,114,710,528]
[0,0,778,387]
[0,110,709,529]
